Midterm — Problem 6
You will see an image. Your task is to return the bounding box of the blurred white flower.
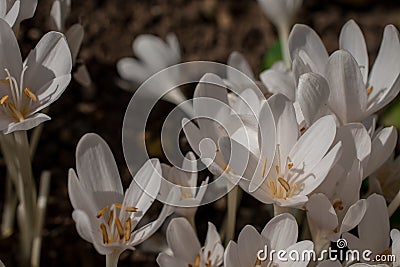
[220,94,342,207]
[224,213,313,267]
[50,0,70,32]
[0,0,20,27]
[157,217,224,267]
[117,33,187,107]
[0,19,71,134]
[68,133,176,264]
[257,0,303,32]
[289,21,400,124]
[160,152,208,224]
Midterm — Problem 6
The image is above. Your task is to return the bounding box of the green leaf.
[381,99,400,128]
[262,40,283,71]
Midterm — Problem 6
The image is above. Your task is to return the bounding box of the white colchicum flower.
[257,0,303,32]
[159,152,209,224]
[157,217,224,267]
[224,213,313,267]
[289,20,400,124]
[0,19,72,134]
[68,133,176,265]
[0,0,37,28]
[220,94,342,207]
[50,0,70,32]
[343,194,392,263]
[117,33,187,107]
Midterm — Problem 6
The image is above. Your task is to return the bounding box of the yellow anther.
[100,223,108,244]
[96,205,109,218]
[24,87,37,102]
[278,177,290,192]
[114,217,124,240]
[262,157,268,177]
[8,102,24,122]
[125,206,138,212]
[254,258,262,266]
[114,203,122,209]
[292,183,298,190]
[194,255,201,267]
[107,209,114,226]
[367,86,374,96]
[268,180,277,195]
[333,200,344,211]
[288,163,294,169]
[181,192,194,199]
[0,79,9,84]
[0,95,8,105]
[125,218,131,241]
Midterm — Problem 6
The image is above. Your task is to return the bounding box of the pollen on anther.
[107,210,114,226]
[0,79,9,85]
[100,223,108,244]
[0,95,8,105]
[366,86,374,96]
[288,163,294,169]
[96,205,109,218]
[125,219,132,241]
[125,206,138,212]
[278,177,290,192]
[275,165,280,174]
[24,87,38,102]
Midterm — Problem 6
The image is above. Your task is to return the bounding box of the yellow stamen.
[96,205,109,218]
[24,87,37,102]
[0,95,8,105]
[278,177,290,192]
[125,206,138,212]
[275,165,280,174]
[107,209,114,226]
[125,218,131,241]
[8,102,24,122]
[100,223,108,244]
[268,180,277,195]
[254,258,262,266]
[288,163,294,169]
[262,157,268,177]
[367,86,373,96]
[114,203,122,209]
[114,217,124,240]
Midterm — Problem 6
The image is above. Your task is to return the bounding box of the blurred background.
[1,0,400,266]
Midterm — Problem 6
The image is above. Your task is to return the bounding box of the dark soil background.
[1,0,400,266]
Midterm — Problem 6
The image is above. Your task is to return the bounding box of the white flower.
[157,217,224,267]
[220,94,342,207]
[0,0,37,28]
[159,152,208,221]
[117,33,187,107]
[343,194,391,263]
[224,213,313,267]
[289,21,400,124]
[68,133,176,261]
[50,0,70,32]
[257,0,303,31]
[0,19,71,134]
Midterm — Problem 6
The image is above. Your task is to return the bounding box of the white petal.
[292,52,312,85]
[277,240,313,267]
[166,32,181,58]
[368,25,400,102]
[364,126,397,178]
[73,63,92,87]
[24,31,72,92]
[326,50,367,124]
[166,218,201,263]
[237,225,266,267]
[261,213,298,251]
[116,57,150,85]
[258,0,302,29]
[67,168,97,217]
[289,115,336,175]
[76,133,123,194]
[268,94,298,167]
[3,113,50,134]
[317,260,342,267]
[339,199,367,234]
[204,222,224,265]
[306,193,338,233]
[0,18,22,78]
[260,69,296,101]
[289,24,328,75]
[121,159,161,225]
[16,0,37,22]
[224,241,241,267]
[228,51,255,81]
[297,72,330,126]
[339,20,369,84]
[3,0,19,27]
[156,253,187,267]
[65,23,84,65]
[49,0,70,31]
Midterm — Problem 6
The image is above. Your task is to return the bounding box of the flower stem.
[106,251,121,267]
[388,189,400,217]
[1,174,17,237]
[278,24,291,70]
[225,185,239,245]
[31,171,51,267]
[273,204,290,216]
